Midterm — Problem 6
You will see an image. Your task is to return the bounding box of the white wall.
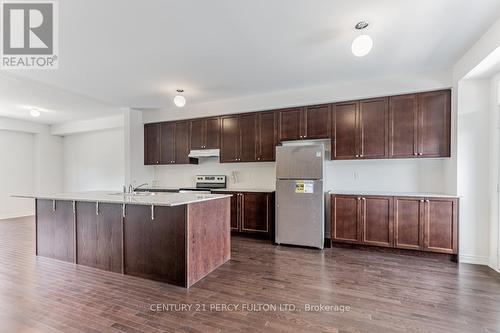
[0,130,35,219]
[457,79,491,265]
[63,128,124,192]
[488,73,500,272]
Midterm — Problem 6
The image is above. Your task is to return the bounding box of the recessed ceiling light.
[173,89,186,108]
[30,108,41,117]
[351,21,373,57]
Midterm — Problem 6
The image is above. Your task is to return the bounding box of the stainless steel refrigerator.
[275,144,325,249]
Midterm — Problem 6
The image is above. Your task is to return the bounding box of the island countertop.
[14,191,232,207]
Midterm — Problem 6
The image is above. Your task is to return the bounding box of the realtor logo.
[1,1,58,68]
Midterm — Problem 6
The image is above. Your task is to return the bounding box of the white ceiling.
[1,0,500,124]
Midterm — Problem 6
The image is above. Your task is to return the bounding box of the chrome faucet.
[128,183,148,194]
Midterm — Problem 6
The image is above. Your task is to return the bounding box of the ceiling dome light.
[351,21,373,57]
[173,89,186,107]
[30,108,41,117]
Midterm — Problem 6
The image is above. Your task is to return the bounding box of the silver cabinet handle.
[96,202,99,216]
[151,205,155,221]
[425,200,430,203]
[414,152,418,156]
[362,198,366,201]
[418,153,423,156]
[355,155,359,158]
[122,204,126,218]
[52,200,56,212]
[72,201,76,214]
[420,200,424,203]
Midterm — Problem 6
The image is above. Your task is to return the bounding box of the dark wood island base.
[35,197,231,288]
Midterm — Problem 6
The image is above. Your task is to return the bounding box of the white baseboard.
[459,254,489,265]
[0,211,35,220]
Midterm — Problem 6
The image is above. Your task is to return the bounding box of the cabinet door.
[331,195,361,243]
[239,114,257,162]
[332,102,358,160]
[257,111,276,161]
[359,98,388,159]
[361,196,393,247]
[144,123,160,165]
[418,90,451,157]
[304,104,331,139]
[240,193,269,233]
[423,198,458,254]
[160,122,175,164]
[205,117,221,149]
[174,121,191,164]
[76,202,123,273]
[278,107,303,141]
[389,94,418,158]
[220,116,240,162]
[393,197,423,250]
[123,205,186,285]
[189,119,205,150]
[36,200,75,262]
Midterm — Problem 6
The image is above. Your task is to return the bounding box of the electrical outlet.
[353,172,359,180]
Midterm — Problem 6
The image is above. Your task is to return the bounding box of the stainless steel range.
[178,175,227,193]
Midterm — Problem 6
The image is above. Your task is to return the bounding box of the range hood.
[188,149,220,158]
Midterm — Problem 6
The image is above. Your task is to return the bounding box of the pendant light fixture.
[351,21,373,57]
[173,89,186,107]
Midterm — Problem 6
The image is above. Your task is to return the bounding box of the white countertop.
[330,190,458,198]
[142,187,275,193]
[13,191,232,207]
[209,188,275,193]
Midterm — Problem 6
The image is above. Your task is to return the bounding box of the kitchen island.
[16,191,231,288]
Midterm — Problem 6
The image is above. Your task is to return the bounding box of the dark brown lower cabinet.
[36,199,75,262]
[331,195,361,243]
[212,191,274,238]
[76,202,123,273]
[424,198,458,254]
[394,197,423,250]
[362,196,393,247]
[123,204,186,286]
[332,194,458,255]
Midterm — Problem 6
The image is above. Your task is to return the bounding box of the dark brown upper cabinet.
[144,123,161,165]
[418,90,451,157]
[332,98,389,160]
[160,122,175,164]
[257,111,277,161]
[189,117,220,150]
[221,112,276,163]
[389,94,419,158]
[332,102,359,160]
[278,107,303,141]
[239,113,258,162]
[173,121,192,164]
[389,90,451,158]
[359,98,389,159]
[220,115,240,163]
[278,105,331,142]
[303,104,331,139]
[144,121,197,165]
[146,89,451,164]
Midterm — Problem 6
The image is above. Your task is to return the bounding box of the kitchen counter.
[330,190,458,198]
[18,191,231,288]
[14,191,231,207]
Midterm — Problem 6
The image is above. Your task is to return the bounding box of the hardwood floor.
[0,216,499,333]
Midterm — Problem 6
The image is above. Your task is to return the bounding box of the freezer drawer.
[275,179,324,249]
[276,145,324,180]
